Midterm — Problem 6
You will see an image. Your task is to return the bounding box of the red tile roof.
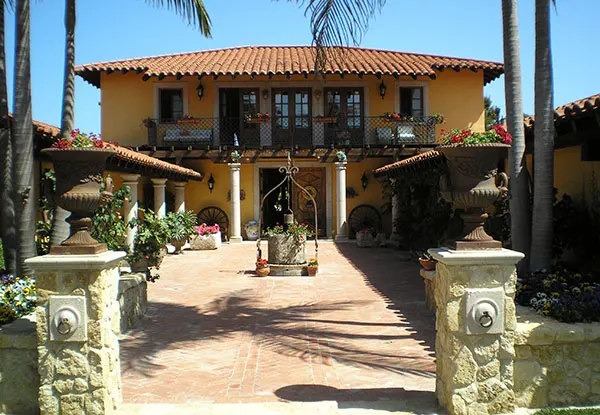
[373,150,443,177]
[524,93,600,129]
[76,46,504,87]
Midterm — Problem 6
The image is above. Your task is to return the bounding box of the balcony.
[144,116,437,149]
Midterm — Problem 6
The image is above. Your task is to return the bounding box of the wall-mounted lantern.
[361,172,369,191]
[379,81,386,100]
[196,83,205,100]
[207,174,215,193]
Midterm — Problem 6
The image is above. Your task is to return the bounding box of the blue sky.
[4,0,599,133]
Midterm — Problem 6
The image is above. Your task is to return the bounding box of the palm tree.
[0,0,17,273]
[530,0,554,271]
[13,0,35,275]
[501,0,530,273]
[50,0,213,247]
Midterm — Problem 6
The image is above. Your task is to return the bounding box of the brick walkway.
[119,242,436,407]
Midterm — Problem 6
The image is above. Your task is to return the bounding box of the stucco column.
[229,163,242,243]
[334,161,348,241]
[173,181,187,213]
[121,174,140,252]
[389,178,401,247]
[429,248,524,415]
[151,178,168,218]
[26,251,126,414]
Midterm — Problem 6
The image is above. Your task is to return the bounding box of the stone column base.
[229,236,243,243]
[334,235,349,243]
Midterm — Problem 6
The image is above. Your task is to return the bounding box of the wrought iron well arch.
[257,153,319,262]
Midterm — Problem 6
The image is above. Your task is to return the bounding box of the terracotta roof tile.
[76,46,504,87]
[373,150,443,177]
[524,93,600,129]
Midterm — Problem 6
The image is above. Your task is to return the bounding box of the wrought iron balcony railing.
[144,116,437,149]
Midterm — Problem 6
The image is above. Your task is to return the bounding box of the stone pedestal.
[429,248,524,415]
[121,174,140,253]
[334,161,348,242]
[26,251,126,415]
[389,178,401,247]
[151,178,168,219]
[229,163,242,243]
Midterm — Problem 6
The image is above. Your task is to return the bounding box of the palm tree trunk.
[13,0,35,275]
[50,0,76,247]
[0,2,17,272]
[501,0,531,273]
[530,0,554,271]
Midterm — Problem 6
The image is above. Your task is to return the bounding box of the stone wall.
[514,305,600,408]
[117,273,147,333]
[0,314,39,415]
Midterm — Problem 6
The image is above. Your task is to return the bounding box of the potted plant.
[230,150,241,163]
[244,112,270,124]
[418,252,437,271]
[129,209,170,273]
[165,210,197,254]
[255,258,270,277]
[437,125,512,250]
[178,114,197,124]
[41,130,117,254]
[356,228,375,248]
[191,223,222,250]
[431,113,446,125]
[307,257,319,276]
[313,115,337,123]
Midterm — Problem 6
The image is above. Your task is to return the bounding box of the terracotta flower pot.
[256,267,270,277]
[437,144,509,250]
[170,238,186,254]
[42,147,117,254]
[419,258,436,271]
[307,265,318,276]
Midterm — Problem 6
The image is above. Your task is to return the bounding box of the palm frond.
[144,0,212,37]
[285,0,386,72]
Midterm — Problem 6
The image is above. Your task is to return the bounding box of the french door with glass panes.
[271,88,312,147]
[324,88,364,146]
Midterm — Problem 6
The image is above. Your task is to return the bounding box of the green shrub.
[0,240,4,270]
[92,183,132,252]
[129,209,170,269]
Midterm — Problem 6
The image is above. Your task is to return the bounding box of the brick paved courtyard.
[119,242,437,407]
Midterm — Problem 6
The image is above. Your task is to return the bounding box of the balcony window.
[399,87,423,117]
[325,88,363,128]
[159,88,184,123]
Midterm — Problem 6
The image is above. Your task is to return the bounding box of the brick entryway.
[119,242,436,406]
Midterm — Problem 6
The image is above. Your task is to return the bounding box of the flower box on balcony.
[177,119,199,124]
[313,117,338,124]
[245,118,271,124]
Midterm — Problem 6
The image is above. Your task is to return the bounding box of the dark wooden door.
[292,168,326,237]
[272,88,312,147]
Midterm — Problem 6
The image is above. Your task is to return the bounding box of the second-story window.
[159,88,183,122]
[399,87,423,117]
[325,88,363,128]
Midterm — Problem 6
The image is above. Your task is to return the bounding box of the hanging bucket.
[284,209,294,225]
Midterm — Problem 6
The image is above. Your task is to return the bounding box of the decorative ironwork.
[257,152,319,262]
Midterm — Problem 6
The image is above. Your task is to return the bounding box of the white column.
[122,174,141,252]
[173,181,187,213]
[389,177,401,247]
[334,161,348,242]
[151,178,168,218]
[229,163,242,243]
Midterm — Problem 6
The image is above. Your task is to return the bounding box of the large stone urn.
[42,147,116,254]
[437,144,509,250]
[267,234,308,276]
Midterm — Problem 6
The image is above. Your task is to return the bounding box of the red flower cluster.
[256,258,268,268]
[50,129,117,149]
[491,124,513,145]
[195,223,220,236]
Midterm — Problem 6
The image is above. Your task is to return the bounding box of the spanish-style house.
[75,45,503,241]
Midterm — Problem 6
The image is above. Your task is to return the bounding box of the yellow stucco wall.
[100,70,485,145]
[553,146,600,203]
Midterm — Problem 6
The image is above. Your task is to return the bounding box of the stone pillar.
[229,163,242,243]
[389,178,401,247]
[121,174,140,252]
[429,248,524,415]
[173,181,187,213]
[334,161,348,241]
[26,251,126,415]
[151,178,168,218]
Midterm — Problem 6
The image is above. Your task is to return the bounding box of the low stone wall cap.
[427,247,524,265]
[25,250,126,272]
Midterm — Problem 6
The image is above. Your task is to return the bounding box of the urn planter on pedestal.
[437,143,509,250]
[42,147,116,254]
